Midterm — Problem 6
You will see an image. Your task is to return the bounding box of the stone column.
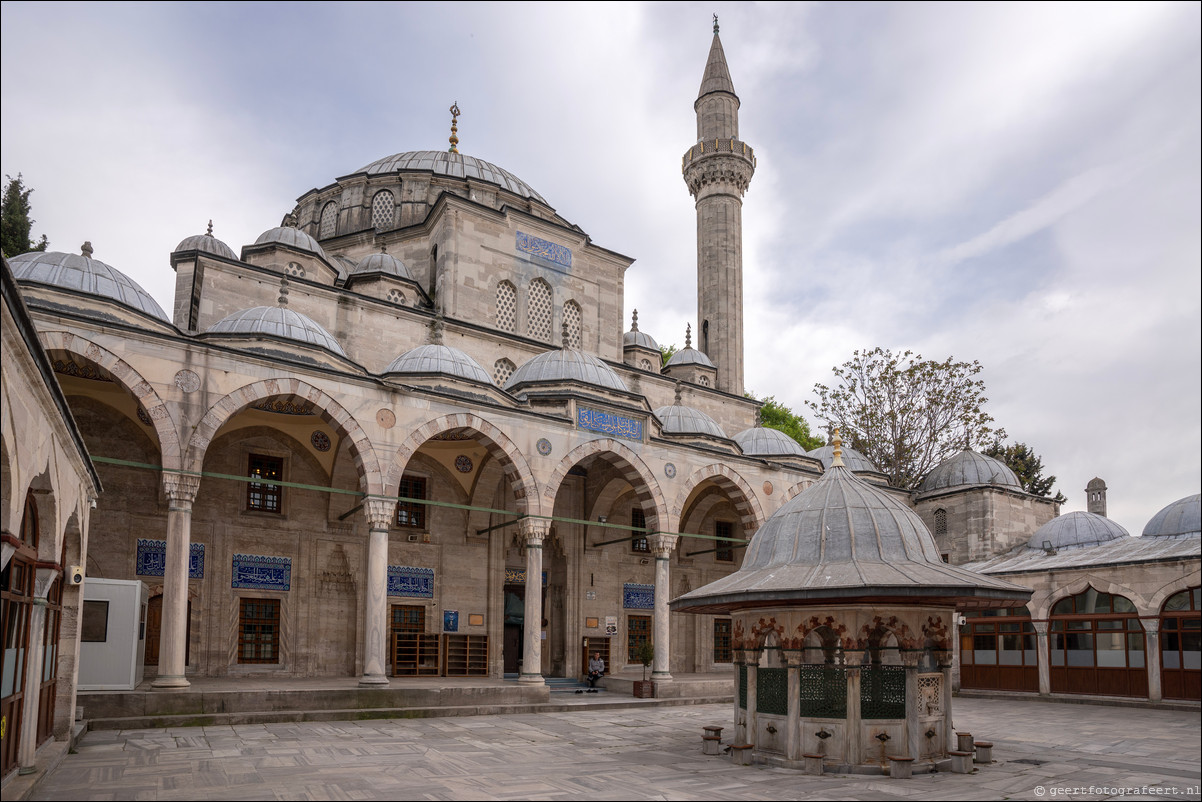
[843,651,864,766]
[785,651,802,761]
[1144,619,1161,702]
[650,533,678,682]
[1033,620,1051,696]
[733,654,745,741]
[941,662,955,755]
[359,498,393,687]
[902,651,921,761]
[745,652,759,749]
[153,472,200,689]
[518,518,549,684]
[17,567,58,772]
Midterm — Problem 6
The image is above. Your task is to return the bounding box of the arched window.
[318,202,338,239]
[371,190,395,232]
[1160,587,1201,701]
[934,508,947,536]
[1050,587,1146,697]
[496,281,516,333]
[527,279,552,342]
[959,606,1038,692]
[493,358,515,386]
[563,300,582,349]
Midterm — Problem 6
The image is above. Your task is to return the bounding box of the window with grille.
[387,288,406,306]
[528,279,552,342]
[319,202,338,239]
[714,619,733,663]
[631,507,649,553]
[238,598,280,664]
[563,300,582,349]
[627,615,651,661]
[639,358,653,371]
[371,190,395,231]
[396,474,427,528]
[496,281,516,332]
[247,455,283,513]
[493,358,515,386]
[285,262,305,278]
[715,520,735,562]
[934,508,947,536]
[698,375,710,387]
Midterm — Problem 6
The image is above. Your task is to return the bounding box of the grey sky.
[2,1,1198,534]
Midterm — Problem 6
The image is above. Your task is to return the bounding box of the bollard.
[956,731,974,753]
[703,735,722,755]
[730,744,754,765]
[974,740,993,764]
[888,756,914,779]
[949,750,974,774]
[803,754,825,775]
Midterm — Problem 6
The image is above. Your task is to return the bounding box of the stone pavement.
[22,697,1202,801]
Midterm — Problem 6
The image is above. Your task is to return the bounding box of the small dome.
[356,151,548,204]
[208,306,346,356]
[654,405,725,438]
[254,226,327,258]
[174,224,237,261]
[10,248,168,321]
[734,426,807,458]
[384,344,491,384]
[1029,511,1129,550]
[665,346,715,369]
[1142,494,1201,538]
[504,349,629,393]
[353,251,411,279]
[920,449,1022,492]
[623,310,659,351]
[808,443,877,472]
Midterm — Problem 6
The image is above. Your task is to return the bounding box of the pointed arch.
[185,378,383,496]
[1036,577,1144,620]
[385,412,539,517]
[672,463,765,536]
[38,330,181,471]
[1149,573,1202,615]
[543,439,668,531]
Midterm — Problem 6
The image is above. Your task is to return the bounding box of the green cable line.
[88,455,749,544]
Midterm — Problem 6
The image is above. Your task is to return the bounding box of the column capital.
[1142,618,1160,633]
[650,533,678,559]
[1031,620,1049,635]
[363,496,395,531]
[518,517,550,547]
[162,472,200,504]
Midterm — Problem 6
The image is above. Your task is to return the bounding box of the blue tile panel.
[444,610,459,632]
[516,231,571,268]
[578,407,644,441]
[504,568,548,586]
[232,554,291,590]
[387,565,435,598]
[136,539,204,579]
[624,583,655,609]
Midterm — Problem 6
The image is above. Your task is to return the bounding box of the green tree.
[984,439,1067,504]
[1,173,49,258]
[659,343,677,367]
[808,348,1005,490]
[748,392,824,451]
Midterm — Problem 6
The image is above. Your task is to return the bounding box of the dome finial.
[754,406,762,428]
[206,219,214,237]
[449,102,461,153]
[81,241,94,258]
[631,309,639,332]
[561,315,571,348]
[685,323,692,348]
[277,277,290,307]
[831,427,846,468]
[713,13,719,34]
[674,380,683,406]
[430,312,445,345]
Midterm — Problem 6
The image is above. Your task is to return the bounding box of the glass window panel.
[1112,596,1136,613]
[1095,633,1125,666]
[1164,591,1190,612]
[1096,620,1122,630]
[1163,617,1178,629]
[1025,648,1038,666]
[1000,623,1020,633]
[976,624,995,633]
[999,634,1023,665]
[1082,588,1100,613]
[1184,618,1201,631]
[975,649,997,665]
[1052,620,1065,631]
[1066,633,1093,666]
[1052,648,1065,666]
[1163,648,1180,669]
[1128,618,1144,631]
[1052,598,1074,616]
[1067,620,1090,631]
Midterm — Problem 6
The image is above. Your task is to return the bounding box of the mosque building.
[3,21,1198,780]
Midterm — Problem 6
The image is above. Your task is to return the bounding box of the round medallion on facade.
[136,406,152,426]
[763,481,773,496]
[664,463,677,479]
[536,438,552,456]
[376,408,396,429]
[455,455,474,473]
[174,369,201,393]
[311,431,331,452]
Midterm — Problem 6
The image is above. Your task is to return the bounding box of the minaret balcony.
[681,139,756,172]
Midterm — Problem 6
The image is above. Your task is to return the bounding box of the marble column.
[650,533,678,682]
[17,566,59,772]
[746,653,759,750]
[903,652,921,761]
[1033,620,1051,696]
[153,472,199,689]
[843,651,864,766]
[518,518,549,684]
[359,498,393,687]
[1144,619,1162,702]
[785,653,802,761]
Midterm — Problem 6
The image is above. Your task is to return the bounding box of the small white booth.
[78,578,148,690]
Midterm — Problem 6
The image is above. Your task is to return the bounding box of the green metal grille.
[798,665,847,718]
[860,666,906,719]
[738,663,747,709]
[756,667,788,716]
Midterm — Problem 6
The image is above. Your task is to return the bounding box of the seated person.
[587,652,606,690]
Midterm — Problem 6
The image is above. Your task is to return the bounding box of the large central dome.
[354,151,548,204]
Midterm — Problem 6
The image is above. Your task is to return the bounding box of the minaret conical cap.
[698,28,737,99]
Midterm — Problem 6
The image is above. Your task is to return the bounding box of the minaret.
[682,15,756,396]
[1086,477,1107,517]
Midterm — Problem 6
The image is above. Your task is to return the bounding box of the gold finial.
[449,102,461,153]
[713,14,719,34]
[685,323,692,349]
[206,219,214,236]
[831,427,845,468]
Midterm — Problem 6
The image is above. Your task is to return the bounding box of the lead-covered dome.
[353,250,411,279]
[1142,494,1201,538]
[655,404,725,438]
[734,426,807,458]
[356,151,548,205]
[174,224,237,261]
[623,310,659,351]
[1029,511,1129,550]
[808,443,877,472]
[10,247,169,321]
[920,449,1021,492]
[504,349,629,393]
[384,344,490,384]
[209,306,346,356]
[665,344,715,369]
[254,226,327,258]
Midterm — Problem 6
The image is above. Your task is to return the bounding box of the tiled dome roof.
[1142,494,1201,538]
[734,426,807,458]
[10,247,168,321]
[504,349,628,393]
[384,344,490,384]
[356,151,548,204]
[1029,511,1129,550]
[920,449,1021,492]
[254,226,327,258]
[655,404,725,438]
[208,306,345,356]
[808,443,877,472]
